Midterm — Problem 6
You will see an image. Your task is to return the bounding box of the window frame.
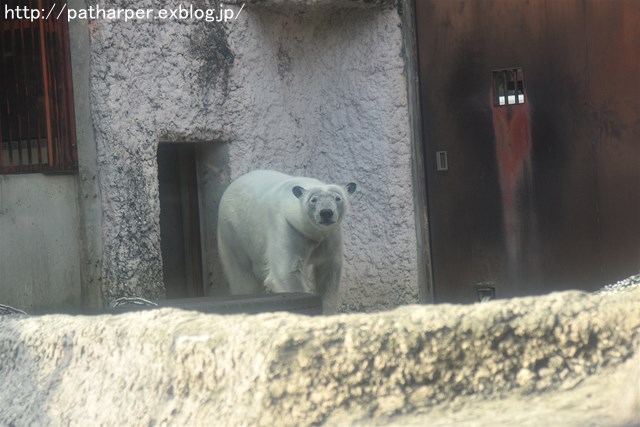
[492,67,526,107]
[1,0,77,174]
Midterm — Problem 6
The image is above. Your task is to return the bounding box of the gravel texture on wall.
[86,0,419,311]
[596,273,640,295]
[1,286,638,426]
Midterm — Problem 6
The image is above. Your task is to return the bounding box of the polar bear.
[217,170,356,313]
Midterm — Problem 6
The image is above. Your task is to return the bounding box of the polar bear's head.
[292,182,356,229]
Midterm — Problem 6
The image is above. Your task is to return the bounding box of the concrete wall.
[0,0,104,313]
[69,0,105,310]
[87,0,420,311]
[0,175,82,312]
[1,289,639,426]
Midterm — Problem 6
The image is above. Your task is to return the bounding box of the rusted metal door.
[416,0,640,303]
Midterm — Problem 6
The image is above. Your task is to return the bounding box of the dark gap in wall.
[158,142,204,298]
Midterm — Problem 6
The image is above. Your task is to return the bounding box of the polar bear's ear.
[345,182,357,195]
[292,186,306,199]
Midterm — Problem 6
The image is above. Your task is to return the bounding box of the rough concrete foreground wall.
[88,0,419,310]
[1,290,639,426]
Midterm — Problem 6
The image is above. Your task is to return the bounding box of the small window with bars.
[1,0,77,174]
[492,68,525,107]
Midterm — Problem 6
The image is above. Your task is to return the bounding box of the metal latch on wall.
[436,151,448,171]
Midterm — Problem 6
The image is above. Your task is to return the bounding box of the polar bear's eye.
[335,196,342,202]
[310,197,318,203]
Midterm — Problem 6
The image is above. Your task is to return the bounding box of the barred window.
[1,0,77,174]
[492,68,525,107]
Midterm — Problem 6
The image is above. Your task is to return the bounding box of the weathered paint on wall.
[0,175,82,312]
[490,97,537,282]
[87,0,419,311]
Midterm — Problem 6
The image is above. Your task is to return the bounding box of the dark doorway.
[158,143,204,298]
[415,0,640,303]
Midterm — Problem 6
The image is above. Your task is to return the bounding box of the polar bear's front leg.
[264,269,308,293]
[313,259,342,314]
[263,240,310,293]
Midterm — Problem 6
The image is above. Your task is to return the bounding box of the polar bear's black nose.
[320,209,334,221]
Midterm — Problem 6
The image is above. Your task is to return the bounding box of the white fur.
[217,170,356,313]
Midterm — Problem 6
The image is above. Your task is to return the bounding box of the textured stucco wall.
[87,0,419,310]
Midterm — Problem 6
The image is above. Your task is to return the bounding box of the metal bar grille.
[1,0,77,174]
[492,67,525,107]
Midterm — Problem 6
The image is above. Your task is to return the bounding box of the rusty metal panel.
[416,0,640,303]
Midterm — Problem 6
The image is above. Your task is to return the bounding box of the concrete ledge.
[104,293,323,316]
[1,289,639,426]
